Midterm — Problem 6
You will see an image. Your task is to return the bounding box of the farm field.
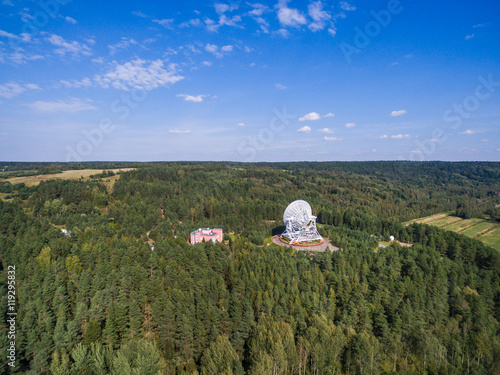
[2,168,135,190]
[407,213,500,251]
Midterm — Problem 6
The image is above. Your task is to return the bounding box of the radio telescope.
[281,200,323,244]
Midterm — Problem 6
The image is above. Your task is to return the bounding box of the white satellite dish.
[282,200,323,244]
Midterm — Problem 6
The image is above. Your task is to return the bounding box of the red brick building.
[190,228,223,244]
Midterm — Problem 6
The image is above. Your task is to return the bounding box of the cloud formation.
[28,98,96,113]
[345,122,355,128]
[391,134,411,139]
[340,1,356,11]
[276,0,307,27]
[46,34,92,57]
[0,82,40,99]
[205,43,233,58]
[460,129,475,135]
[318,128,334,134]
[390,109,407,117]
[324,136,342,141]
[297,125,312,133]
[308,1,331,32]
[177,94,204,102]
[94,59,184,90]
[299,112,321,121]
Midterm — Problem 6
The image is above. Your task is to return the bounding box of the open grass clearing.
[406,213,500,252]
[2,168,135,190]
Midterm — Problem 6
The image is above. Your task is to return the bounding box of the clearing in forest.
[2,168,135,190]
[406,213,500,252]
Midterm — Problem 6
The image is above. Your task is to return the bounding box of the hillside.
[0,161,499,374]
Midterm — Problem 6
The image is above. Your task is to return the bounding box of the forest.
[0,161,499,374]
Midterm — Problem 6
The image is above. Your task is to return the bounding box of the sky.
[0,0,499,162]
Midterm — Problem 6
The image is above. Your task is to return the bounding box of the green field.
[1,168,135,192]
[407,213,500,251]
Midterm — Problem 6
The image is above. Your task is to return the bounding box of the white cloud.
[108,37,138,55]
[28,98,96,113]
[318,128,334,134]
[247,3,271,33]
[60,77,92,88]
[308,1,331,32]
[204,18,218,32]
[46,34,92,57]
[202,61,212,67]
[65,16,77,24]
[0,30,18,39]
[323,113,335,117]
[94,59,184,90]
[299,112,321,121]
[215,3,238,13]
[390,109,407,116]
[340,1,356,11]
[248,3,269,17]
[205,43,232,58]
[411,148,422,153]
[237,122,246,127]
[3,0,13,5]
[378,135,388,139]
[460,129,476,135]
[92,57,104,64]
[275,83,287,89]
[132,10,147,18]
[276,0,307,28]
[204,9,242,32]
[215,3,230,13]
[297,125,312,133]
[324,136,342,141]
[153,18,174,28]
[169,129,191,134]
[345,122,355,128]
[179,18,203,28]
[218,14,242,27]
[0,81,40,99]
[465,34,474,40]
[5,51,44,64]
[391,134,411,139]
[328,27,337,37]
[177,94,204,102]
[205,43,218,54]
[276,28,290,38]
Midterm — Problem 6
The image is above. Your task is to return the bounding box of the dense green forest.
[0,162,499,374]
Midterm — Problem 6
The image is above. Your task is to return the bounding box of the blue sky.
[0,0,499,162]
